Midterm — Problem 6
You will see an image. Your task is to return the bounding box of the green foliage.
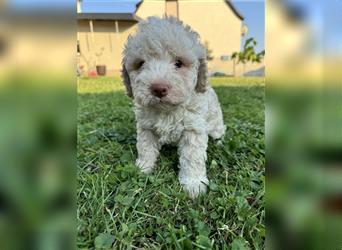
[78,77,265,249]
[231,237,250,250]
[94,233,115,249]
[231,38,265,65]
[212,71,227,77]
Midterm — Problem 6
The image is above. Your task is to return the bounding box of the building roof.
[225,0,244,20]
[78,0,243,21]
[77,13,141,21]
[80,0,141,14]
[78,0,142,21]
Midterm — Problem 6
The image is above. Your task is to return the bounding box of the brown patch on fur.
[121,63,133,98]
[195,58,208,93]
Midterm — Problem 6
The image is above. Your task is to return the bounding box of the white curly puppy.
[121,17,226,198]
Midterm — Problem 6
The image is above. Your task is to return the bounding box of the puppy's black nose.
[150,82,170,98]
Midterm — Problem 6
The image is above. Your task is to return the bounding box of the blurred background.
[266,0,342,249]
[0,0,341,249]
[0,0,75,249]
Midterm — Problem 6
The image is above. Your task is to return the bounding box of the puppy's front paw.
[136,158,154,174]
[179,176,208,198]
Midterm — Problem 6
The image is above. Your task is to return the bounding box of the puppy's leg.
[178,131,209,198]
[207,89,226,140]
[208,111,226,140]
[136,128,160,173]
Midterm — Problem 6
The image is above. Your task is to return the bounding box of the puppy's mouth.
[140,95,183,109]
[156,96,182,107]
[134,85,185,108]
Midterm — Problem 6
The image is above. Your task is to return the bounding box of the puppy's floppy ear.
[195,58,208,93]
[121,61,133,98]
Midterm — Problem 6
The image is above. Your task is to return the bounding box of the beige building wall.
[179,0,242,58]
[77,0,264,76]
[177,0,243,74]
[136,0,242,58]
[135,0,165,18]
[78,20,137,75]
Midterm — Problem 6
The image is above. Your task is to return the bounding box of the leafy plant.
[231,37,265,76]
[94,233,115,249]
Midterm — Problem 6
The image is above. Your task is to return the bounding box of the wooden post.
[115,20,119,34]
[89,20,94,42]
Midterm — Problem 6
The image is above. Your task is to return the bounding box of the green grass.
[77,76,265,249]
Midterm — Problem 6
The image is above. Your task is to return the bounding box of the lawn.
[77,76,265,249]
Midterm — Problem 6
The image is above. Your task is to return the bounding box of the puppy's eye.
[175,59,183,69]
[135,60,145,70]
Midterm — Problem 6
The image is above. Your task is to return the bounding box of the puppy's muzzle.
[149,82,170,98]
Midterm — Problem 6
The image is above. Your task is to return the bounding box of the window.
[220,55,230,61]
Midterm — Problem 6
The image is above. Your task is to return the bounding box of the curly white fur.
[122,17,226,198]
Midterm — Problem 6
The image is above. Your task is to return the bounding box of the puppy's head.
[122,17,208,109]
